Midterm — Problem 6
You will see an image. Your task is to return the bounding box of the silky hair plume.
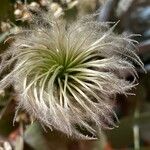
[0,13,144,139]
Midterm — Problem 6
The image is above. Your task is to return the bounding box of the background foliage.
[0,0,150,149]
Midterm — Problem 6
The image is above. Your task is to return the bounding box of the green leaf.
[0,27,19,43]
[24,122,49,150]
[105,112,150,148]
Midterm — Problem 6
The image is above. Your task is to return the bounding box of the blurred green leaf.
[0,0,10,19]
[105,112,150,148]
[0,27,18,43]
[0,113,15,136]
[24,122,49,150]
[0,100,16,136]
[0,0,14,21]
[0,32,10,43]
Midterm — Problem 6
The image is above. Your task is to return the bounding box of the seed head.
[0,13,144,139]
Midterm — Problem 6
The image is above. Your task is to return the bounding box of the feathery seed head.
[0,13,144,139]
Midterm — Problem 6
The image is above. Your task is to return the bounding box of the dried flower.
[1,22,11,32]
[0,141,12,150]
[50,2,64,18]
[0,13,144,139]
[39,0,49,7]
[14,9,23,19]
[29,2,40,11]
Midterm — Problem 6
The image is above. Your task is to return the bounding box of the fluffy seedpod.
[0,13,144,139]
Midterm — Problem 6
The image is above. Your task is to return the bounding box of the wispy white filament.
[0,13,144,139]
